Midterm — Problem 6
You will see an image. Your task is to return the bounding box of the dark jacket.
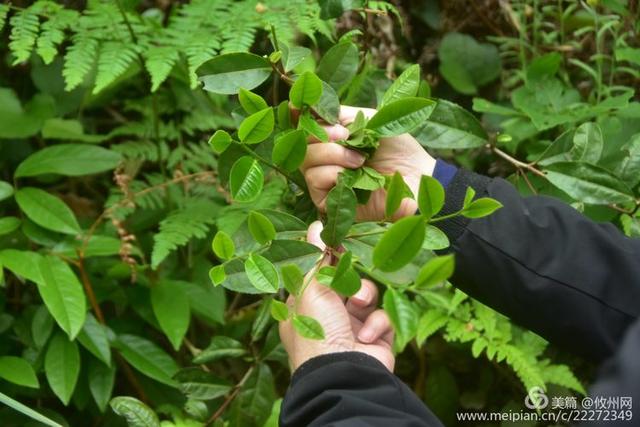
[280,167,640,426]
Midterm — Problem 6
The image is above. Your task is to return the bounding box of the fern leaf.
[145,46,179,92]
[0,4,9,33]
[36,9,78,64]
[151,201,220,269]
[542,364,586,395]
[9,9,40,65]
[93,42,140,94]
[63,33,99,91]
[500,344,546,392]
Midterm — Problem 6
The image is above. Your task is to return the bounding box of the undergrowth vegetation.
[0,1,638,426]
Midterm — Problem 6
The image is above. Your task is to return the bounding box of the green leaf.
[438,32,501,95]
[544,162,635,205]
[0,217,21,236]
[330,252,361,297]
[0,249,43,284]
[0,356,39,388]
[460,198,503,218]
[41,119,107,143]
[31,305,54,349]
[619,134,640,188]
[292,314,325,340]
[212,231,235,260]
[314,81,340,124]
[77,313,111,366]
[15,187,80,235]
[570,122,603,163]
[209,265,226,286]
[383,288,418,351]
[289,71,323,108]
[238,108,274,144]
[0,181,14,202]
[183,281,225,325]
[270,300,289,321]
[222,240,321,294]
[281,264,304,296]
[373,216,426,272]
[198,53,272,95]
[193,336,247,364]
[248,211,276,244]
[239,88,268,114]
[245,253,279,293]
[88,358,115,412]
[321,175,357,247]
[151,280,190,351]
[615,47,640,66]
[381,64,421,106]
[416,310,448,346]
[413,99,488,149]
[174,368,232,400]
[272,130,307,172]
[208,130,233,154]
[37,256,86,340]
[14,144,121,178]
[0,391,62,427]
[367,97,437,137]
[316,42,359,92]
[45,333,80,405]
[110,396,160,427]
[298,111,328,142]
[385,172,410,219]
[418,175,445,219]
[414,254,455,289]
[281,43,311,72]
[230,156,264,202]
[114,335,179,387]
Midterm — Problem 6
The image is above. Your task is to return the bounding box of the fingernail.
[358,328,374,343]
[352,286,370,305]
[347,150,365,166]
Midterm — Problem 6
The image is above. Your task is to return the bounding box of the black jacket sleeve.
[438,169,640,362]
[279,352,443,427]
[280,168,640,426]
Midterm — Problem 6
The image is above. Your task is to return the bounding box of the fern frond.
[112,141,170,163]
[499,344,546,392]
[36,8,78,64]
[145,46,179,92]
[63,33,99,91]
[93,42,141,94]
[541,364,586,395]
[9,9,40,64]
[0,4,10,33]
[151,200,220,269]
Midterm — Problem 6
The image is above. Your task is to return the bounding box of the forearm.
[280,352,443,427]
[433,163,640,361]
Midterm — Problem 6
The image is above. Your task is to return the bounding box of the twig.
[488,144,547,178]
[238,144,306,188]
[116,354,148,403]
[77,256,106,324]
[206,366,255,425]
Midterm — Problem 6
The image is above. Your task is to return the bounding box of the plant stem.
[488,144,547,178]
[238,144,306,188]
[206,366,255,425]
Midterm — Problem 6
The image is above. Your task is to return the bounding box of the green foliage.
[0,0,635,425]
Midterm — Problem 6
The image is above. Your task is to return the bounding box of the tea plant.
[0,0,636,426]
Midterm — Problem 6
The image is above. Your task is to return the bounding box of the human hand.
[300,105,437,221]
[278,221,395,372]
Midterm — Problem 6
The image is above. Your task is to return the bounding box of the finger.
[301,143,365,172]
[304,165,344,211]
[346,279,379,321]
[319,124,349,143]
[338,105,377,125]
[306,220,326,251]
[357,309,393,344]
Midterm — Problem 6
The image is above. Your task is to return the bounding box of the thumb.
[306,220,327,252]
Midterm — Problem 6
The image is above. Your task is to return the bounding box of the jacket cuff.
[291,351,388,387]
[436,168,492,249]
